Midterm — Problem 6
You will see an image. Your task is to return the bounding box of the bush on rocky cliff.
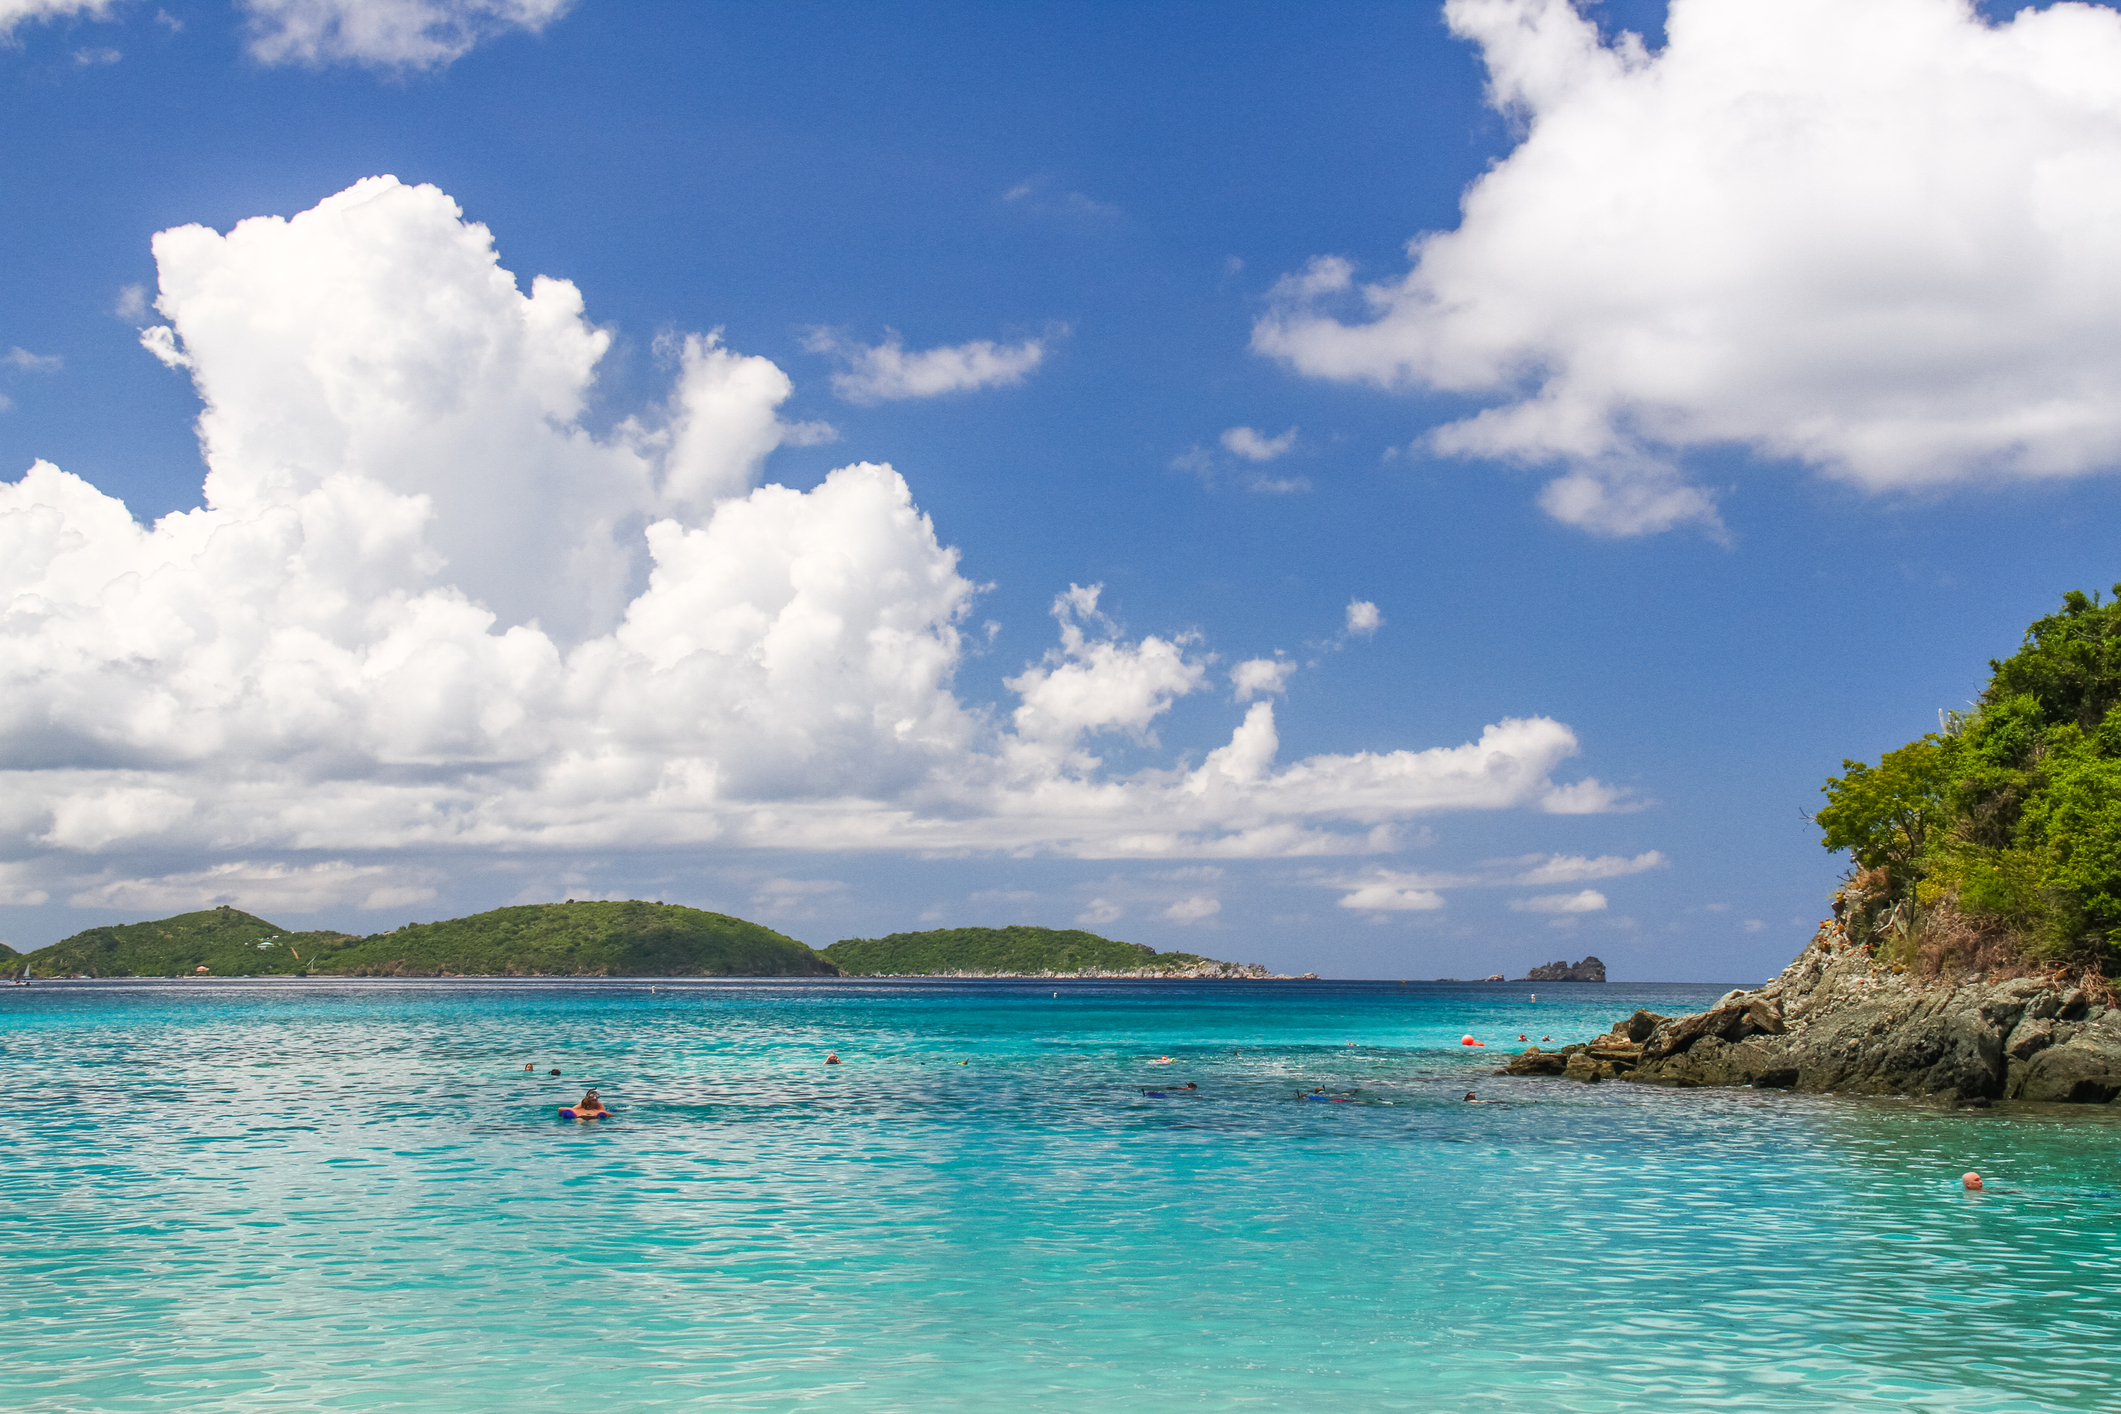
[1819,587,2121,974]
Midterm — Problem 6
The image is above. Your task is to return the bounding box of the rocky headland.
[1505,881,2121,1105]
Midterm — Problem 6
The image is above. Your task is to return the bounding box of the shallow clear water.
[5,977,2120,1412]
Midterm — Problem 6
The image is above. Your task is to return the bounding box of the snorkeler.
[561,1089,609,1121]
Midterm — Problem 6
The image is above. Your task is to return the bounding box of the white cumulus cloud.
[1256,0,2121,536]
[806,328,1051,404]
[1076,897,1124,926]
[1345,599,1382,637]
[0,177,1630,908]
[1163,895,1220,924]
[70,860,439,913]
[1230,656,1295,702]
[1511,889,1608,914]
[0,0,117,38]
[1509,850,1665,885]
[1220,425,1297,462]
[238,0,572,70]
[1337,883,1445,912]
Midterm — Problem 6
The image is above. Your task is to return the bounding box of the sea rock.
[1609,889,2120,1103]
[2007,1008,2121,1102]
[1503,1045,1570,1076]
[1523,956,1607,983]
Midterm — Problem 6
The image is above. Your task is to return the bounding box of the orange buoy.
[1460,1035,1484,1046]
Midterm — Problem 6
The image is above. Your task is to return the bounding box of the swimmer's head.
[549,1068,561,1076]
[1963,1172,1984,1190]
[1464,1092,1477,1101]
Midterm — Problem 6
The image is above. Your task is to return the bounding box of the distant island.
[8,901,831,978]
[821,926,1285,978]
[1523,956,1606,982]
[6,910,1291,981]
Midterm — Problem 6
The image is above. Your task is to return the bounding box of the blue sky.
[5,0,2120,980]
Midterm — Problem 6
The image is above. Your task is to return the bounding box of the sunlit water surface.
[5,978,2120,1412]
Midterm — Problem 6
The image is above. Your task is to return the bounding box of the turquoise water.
[5,978,2121,1412]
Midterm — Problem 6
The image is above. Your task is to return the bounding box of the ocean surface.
[5,977,2121,1412]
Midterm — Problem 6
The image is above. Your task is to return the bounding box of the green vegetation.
[15,901,834,978]
[822,925,1217,975]
[14,908,354,978]
[1818,587,2121,972]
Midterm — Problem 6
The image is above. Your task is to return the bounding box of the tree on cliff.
[1818,587,2121,972]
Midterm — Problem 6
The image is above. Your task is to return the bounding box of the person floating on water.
[561,1089,609,1121]
[825,1052,841,1066]
[1142,1082,1199,1096]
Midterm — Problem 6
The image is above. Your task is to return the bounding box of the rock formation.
[1505,881,2121,1104]
[1522,956,1606,982]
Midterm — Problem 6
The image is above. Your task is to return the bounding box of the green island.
[6,910,1277,981]
[9,901,832,978]
[821,925,1273,977]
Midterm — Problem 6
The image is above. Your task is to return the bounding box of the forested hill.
[821,925,1267,977]
[11,908,356,978]
[14,901,835,978]
[1818,585,2121,976]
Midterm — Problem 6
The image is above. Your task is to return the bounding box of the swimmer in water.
[825,1053,840,1065]
[550,1068,562,1077]
[1151,1055,1175,1064]
[1964,1172,1984,1190]
[562,1089,609,1121]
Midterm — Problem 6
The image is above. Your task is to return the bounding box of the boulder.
[1501,1045,1570,1076]
[2012,1043,2121,1103]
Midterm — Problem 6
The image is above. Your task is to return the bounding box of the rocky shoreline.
[1504,886,2121,1105]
